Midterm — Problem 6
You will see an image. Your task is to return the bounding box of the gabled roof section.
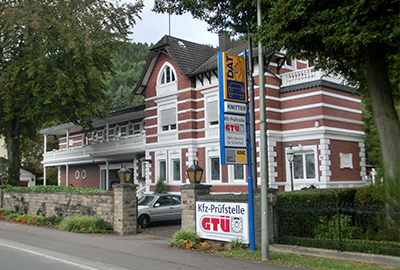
[133,35,218,95]
[152,35,218,76]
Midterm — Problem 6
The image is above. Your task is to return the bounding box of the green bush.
[6,213,22,221]
[58,215,111,233]
[0,208,18,218]
[154,176,168,194]
[172,229,201,246]
[15,214,44,225]
[42,215,64,227]
[226,238,244,250]
[313,214,362,240]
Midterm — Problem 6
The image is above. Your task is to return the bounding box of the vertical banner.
[218,52,248,165]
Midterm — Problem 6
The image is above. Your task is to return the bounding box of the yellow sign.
[236,149,247,164]
[220,52,247,103]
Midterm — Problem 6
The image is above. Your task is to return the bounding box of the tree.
[0,0,144,185]
[153,0,400,204]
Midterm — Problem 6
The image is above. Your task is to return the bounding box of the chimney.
[218,34,231,51]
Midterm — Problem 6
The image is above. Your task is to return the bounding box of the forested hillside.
[104,42,151,111]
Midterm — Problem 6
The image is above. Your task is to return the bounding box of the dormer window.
[160,66,176,85]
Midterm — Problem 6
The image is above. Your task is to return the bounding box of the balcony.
[42,146,93,166]
[90,133,145,157]
[281,67,346,87]
[42,133,146,165]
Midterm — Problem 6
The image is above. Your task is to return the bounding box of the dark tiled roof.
[151,35,218,76]
[191,40,249,76]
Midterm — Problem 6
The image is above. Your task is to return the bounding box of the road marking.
[0,238,130,270]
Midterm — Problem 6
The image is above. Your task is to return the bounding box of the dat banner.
[196,201,249,244]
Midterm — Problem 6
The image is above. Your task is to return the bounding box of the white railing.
[43,133,145,163]
[90,134,145,157]
[281,67,345,87]
[43,146,92,162]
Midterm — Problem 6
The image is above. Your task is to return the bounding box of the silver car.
[138,194,181,228]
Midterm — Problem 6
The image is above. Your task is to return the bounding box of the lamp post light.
[186,160,204,184]
[118,164,132,184]
[286,144,295,191]
[1,175,8,185]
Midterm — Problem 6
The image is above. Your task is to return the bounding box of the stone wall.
[0,183,137,235]
[0,190,114,225]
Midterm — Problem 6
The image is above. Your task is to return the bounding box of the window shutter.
[208,101,218,123]
[161,108,176,126]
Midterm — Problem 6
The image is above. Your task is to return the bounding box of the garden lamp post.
[186,160,204,183]
[1,175,8,185]
[286,144,295,191]
[118,164,132,183]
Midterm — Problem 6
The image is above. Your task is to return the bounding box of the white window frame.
[156,62,178,96]
[156,96,178,135]
[285,145,319,183]
[229,164,246,182]
[169,150,181,183]
[207,147,221,183]
[159,160,167,181]
[171,159,181,182]
[285,57,296,69]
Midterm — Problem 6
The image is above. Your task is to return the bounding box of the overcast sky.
[127,0,219,47]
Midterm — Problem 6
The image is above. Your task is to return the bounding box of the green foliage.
[58,215,111,233]
[313,214,362,240]
[172,229,201,246]
[226,238,244,250]
[354,186,385,207]
[0,208,18,217]
[154,176,168,194]
[41,215,64,227]
[16,214,44,225]
[0,0,144,184]
[2,185,107,194]
[5,213,22,221]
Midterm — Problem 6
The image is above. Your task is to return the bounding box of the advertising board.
[196,201,249,244]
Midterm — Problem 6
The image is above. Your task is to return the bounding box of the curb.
[270,244,400,268]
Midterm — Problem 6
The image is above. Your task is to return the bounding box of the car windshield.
[138,195,156,206]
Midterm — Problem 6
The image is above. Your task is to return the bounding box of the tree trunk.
[5,118,21,185]
[364,44,400,205]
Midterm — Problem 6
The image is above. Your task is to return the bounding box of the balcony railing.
[43,133,145,164]
[90,133,145,157]
[281,67,346,87]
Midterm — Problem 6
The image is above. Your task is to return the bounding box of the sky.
[127,0,219,47]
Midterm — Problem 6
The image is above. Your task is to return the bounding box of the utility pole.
[258,0,269,262]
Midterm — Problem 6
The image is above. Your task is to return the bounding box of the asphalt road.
[0,220,296,270]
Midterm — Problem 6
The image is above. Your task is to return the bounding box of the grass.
[217,250,400,270]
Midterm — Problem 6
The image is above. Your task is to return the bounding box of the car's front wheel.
[139,215,150,228]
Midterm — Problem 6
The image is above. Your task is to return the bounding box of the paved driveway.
[140,220,181,240]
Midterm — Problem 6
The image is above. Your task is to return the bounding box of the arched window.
[160,65,176,85]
